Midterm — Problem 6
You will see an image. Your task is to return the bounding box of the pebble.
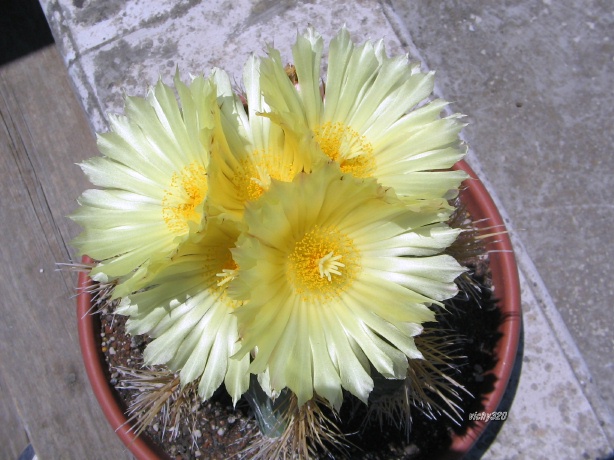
[108,346,116,355]
[404,444,420,455]
[227,415,236,424]
[217,428,226,436]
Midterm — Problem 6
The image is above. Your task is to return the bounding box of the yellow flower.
[207,57,323,221]
[71,74,215,291]
[259,27,467,204]
[116,218,250,403]
[230,163,464,408]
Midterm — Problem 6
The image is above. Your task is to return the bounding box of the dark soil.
[98,258,502,460]
[98,313,258,460]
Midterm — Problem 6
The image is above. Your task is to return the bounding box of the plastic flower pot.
[76,159,521,459]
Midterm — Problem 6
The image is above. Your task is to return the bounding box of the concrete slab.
[39,0,614,457]
[43,0,405,131]
[467,268,611,460]
[387,0,614,439]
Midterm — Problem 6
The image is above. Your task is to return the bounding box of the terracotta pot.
[76,159,521,459]
[444,159,522,458]
[77,262,170,459]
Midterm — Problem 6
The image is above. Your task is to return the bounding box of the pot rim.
[445,159,522,458]
[77,266,169,459]
[76,159,521,459]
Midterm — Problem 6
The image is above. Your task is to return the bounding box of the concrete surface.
[390,0,614,418]
[38,0,614,458]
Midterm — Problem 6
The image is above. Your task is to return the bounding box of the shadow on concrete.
[0,0,54,66]
[465,319,525,459]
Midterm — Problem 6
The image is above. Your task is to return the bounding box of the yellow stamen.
[232,150,296,203]
[314,121,375,177]
[162,162,207,235]
[287,226,357,301]
[203,250,242,307]
[233,158,266,202]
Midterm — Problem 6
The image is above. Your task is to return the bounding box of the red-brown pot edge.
[77,263,170,459]
[445,160,522,458]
